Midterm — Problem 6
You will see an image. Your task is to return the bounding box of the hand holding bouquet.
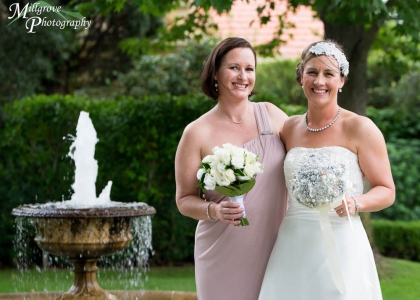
[196,143,264,226]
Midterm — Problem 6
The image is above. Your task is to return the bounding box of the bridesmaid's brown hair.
[200,37,257,101]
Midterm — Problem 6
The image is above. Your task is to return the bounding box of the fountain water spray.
[68,111,111,206]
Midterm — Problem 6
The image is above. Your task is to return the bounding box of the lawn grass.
[0,265,196,294]
[0,258,419,299]
[378,258,420,300]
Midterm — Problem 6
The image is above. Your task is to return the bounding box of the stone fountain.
[10,111,156,300]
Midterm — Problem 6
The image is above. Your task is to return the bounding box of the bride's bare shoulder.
[341,110,385,150]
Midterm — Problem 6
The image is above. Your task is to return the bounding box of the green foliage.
[373,140,420,221]
[0,5,77,104]
[367,108,420,221]
[255,59,306,105]
[367,21,420,108]
[0,0,163,104]
[373,220,420,262]
[367,107,420,141]
[392,72,420,111]
[115,39,217,97]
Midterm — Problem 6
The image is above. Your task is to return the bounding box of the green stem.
[237,217,249,226]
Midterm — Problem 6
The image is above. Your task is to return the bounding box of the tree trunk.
[321,22,381,116]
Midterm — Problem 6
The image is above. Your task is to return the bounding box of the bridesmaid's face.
[214,47,256,102]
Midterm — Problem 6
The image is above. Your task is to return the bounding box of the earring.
[215,83,218,92]
[339,88,342,93]
[301,86,303,89]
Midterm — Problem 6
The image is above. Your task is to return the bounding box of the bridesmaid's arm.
[175,122,243,225]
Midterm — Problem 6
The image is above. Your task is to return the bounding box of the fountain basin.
[13,203,155,258]
[12,203,156,300]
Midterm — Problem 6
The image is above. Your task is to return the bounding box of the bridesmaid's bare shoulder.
[262,102,288,137]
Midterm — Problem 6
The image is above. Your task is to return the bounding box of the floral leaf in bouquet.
[215,178,256,197]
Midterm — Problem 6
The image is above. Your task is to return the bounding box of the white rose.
[231,147,245,168]
[211,169,230,186]
[216,176,231,186]
[210,169,222,182]
[245,151,257,164]
[212,145,221,153]
[231,155,244,169]
[244,163,256,178]
[217,162,226,174]
[203,173,216,190]
[237,175,251,181]
[214,147,231,165]
[222,143,235,154]
[254,162,264,174]
[223,169,236,183]
[202,155,216,164]
[197,168,206,180]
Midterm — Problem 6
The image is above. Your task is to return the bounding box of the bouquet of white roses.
[196,143,264,226]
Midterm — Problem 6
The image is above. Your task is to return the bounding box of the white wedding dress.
[259,147,382,300]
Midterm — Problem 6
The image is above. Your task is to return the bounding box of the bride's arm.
[350,115,395,212]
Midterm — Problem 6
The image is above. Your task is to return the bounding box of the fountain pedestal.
[12,204,155,300]
[59,258,111,300]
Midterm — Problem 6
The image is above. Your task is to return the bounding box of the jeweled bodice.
[284,147,364,207]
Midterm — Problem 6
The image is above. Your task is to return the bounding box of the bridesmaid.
[175,37,288,300]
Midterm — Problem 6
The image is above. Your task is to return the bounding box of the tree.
[0,0,163,103]
[168,0,420,115]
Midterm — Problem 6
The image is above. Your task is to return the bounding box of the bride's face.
[301,55,345,107]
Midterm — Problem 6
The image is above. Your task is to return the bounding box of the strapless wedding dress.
[259,147,382,300]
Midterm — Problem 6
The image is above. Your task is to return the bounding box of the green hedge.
[373,220,420,262]
[0,94,419,267]
[374,139,420,221]
[0,94,214,266]
[367,107,420,141]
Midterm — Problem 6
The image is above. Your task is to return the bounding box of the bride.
[259,40,395,299]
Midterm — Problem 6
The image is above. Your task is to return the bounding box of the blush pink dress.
[194,102,288,300]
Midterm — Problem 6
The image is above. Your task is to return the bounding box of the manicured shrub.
[373,139,420,221]
[373,220,420,262]
[367,107,420,141]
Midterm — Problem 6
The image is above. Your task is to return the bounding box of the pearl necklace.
[216,103,249,124]
[305,108,341,132]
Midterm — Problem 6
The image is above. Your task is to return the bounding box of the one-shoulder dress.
[259,147,382,300]
[195,102,288,300]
